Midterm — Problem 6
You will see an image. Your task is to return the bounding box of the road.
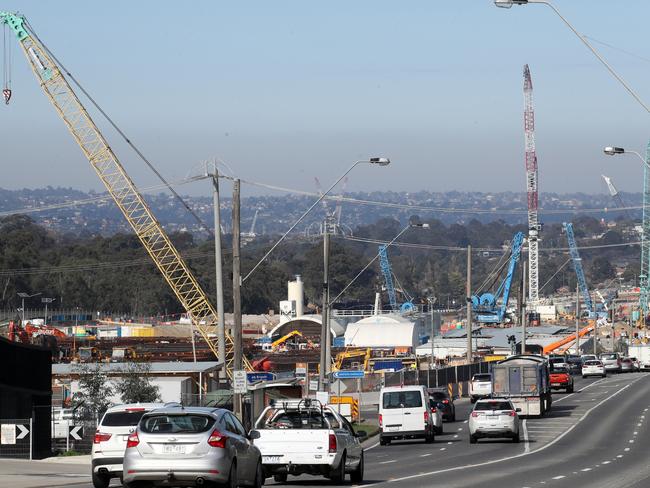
[1,372,648,488]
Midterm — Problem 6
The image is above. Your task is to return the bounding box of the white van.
[379,385,435,446]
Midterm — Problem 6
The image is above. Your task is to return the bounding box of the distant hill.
[0,186,642,237]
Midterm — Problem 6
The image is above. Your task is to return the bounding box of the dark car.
[428,389,456,422]
[565,356,582,374]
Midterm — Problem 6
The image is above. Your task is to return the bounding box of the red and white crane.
[523,64,541,305]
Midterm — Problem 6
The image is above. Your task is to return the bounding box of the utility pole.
[319,218,331,390]
[232,179,243,418]
[211,168,226,381]
[466,245,473,363]
[575,282,580,356]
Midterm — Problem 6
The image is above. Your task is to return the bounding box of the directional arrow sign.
[333,370,365,379]
[16,424,29,440]
[69,425,83,441]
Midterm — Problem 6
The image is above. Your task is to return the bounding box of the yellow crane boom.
[1,12,249,376]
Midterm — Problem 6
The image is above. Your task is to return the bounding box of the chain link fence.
[0,418,32,459]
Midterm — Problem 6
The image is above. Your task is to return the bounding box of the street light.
[319,221,430,389]
[17,292,41,325]
[494,0,650,113]
[603,146,649,168]
[243,157,391,283]
[41,297,55,326]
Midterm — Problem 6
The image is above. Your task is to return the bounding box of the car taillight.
[442,399,449,404]
[507,411,516,417]
[424,411,429,423]
[208,430,228,448]
[93,431,112,444]
[471,412,479,417]
[431,407,437,413]
[126,432,139,448]
[328,434,337,453]
[378,414,383,428]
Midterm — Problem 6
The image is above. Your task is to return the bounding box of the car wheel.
[582,375,586,379]
[425,430,435,444]
[567,386,574,393]
[220,461,237,488]
[379,436,390,446]
[512,431,520,443]
[251,460,264,488]
[273,474,288,483]
[602,374,606,378]
[350,452,364,483]
[437,425,443,435]
[92,472,110,488]
[330,453,346,484]
[469,435,477,444]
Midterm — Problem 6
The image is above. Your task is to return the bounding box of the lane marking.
[380,460,397,464]
[440,447,446,451]
[552,475,566,479]
[581,468,592,472]
[602,461,611,464]
[419,453,432,457]
[447,441,453,445]
[381,375,645,485]
[624,448,630,452]
[617,455,624,458]
[453,435,459,439]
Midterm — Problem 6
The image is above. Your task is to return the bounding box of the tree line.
[0,214,638,317]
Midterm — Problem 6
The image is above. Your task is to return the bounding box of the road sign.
[247,372,275,383]
[295,362,307,378]
[233,370,248,394]
[333,370,365,379]
[309,379,319,391]
[69,425,83,441]
[16,425,29,440]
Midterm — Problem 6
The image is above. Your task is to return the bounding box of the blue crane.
[563,222,595,317]
[472,232,525,324]
[378,244,398,311]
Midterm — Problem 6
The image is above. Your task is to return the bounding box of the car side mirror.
[356,430,367,439]
[516,408,521,413]
[248,430,261,440]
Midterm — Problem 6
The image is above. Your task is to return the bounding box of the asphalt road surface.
[2,372,648,488]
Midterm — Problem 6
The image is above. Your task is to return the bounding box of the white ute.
[251,399,365,484]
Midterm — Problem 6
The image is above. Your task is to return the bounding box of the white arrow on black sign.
[16,425,29,440]
[69,426,83,440]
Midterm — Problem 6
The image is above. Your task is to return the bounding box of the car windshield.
[383,391,423,409]
[101,411,147,427]
[551,367,568,373]
[474,401,512,411]
[584,360,602,366]
[140,414,214,434]
[429,391,449,401]
[549,358,565,364]
[601,354,617,360]
[473,374,491,381]
[256,409,328,429]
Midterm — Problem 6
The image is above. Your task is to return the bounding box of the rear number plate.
[263,455,282,463]
[551,383,560,386]
[163,445,185,454]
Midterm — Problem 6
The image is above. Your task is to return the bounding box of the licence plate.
[386,426,400,432]
[551,383,560,386]
[263,455,283,463]
[163,444,185,454]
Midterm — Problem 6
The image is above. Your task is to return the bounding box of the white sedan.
[582,360,606,378]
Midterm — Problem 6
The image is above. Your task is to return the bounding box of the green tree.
[114,362,161,404]
[72,363,114,421]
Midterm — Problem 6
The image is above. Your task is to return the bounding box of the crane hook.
[3,88,11,104]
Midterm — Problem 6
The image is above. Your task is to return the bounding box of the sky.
[1,1,648,199]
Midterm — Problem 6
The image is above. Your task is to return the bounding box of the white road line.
[447,441,453,445]
[381,375,645,485]
[523,419,530,453]
[453,435,459,438]
[602,461,611,464]
[552,475,566,479]
[634,431,638,435]
[420,453,432,457]
[581,468,592,472]
[624,448,630,452]
[439,447,446,451]
[629,439,635,443]
[553,377,606,404]
[457,428,463,431]
[365,442,380,451]
[380,460,397,464]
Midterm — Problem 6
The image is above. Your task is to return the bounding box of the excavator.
[271,330,303,351]
[0,11,250,377]
[333,348,372,372]
[8,320,66,343]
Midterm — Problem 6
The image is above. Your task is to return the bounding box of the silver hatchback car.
[123,407,262,488]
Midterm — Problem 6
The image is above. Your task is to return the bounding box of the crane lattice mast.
[378,245,398,311]
[563,222,594,316]
[523,64,540,306]
[0,11,250,376]
[640,141,650,318]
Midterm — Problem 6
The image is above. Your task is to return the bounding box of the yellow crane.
[1,11,249,376]
[271,330,303,350]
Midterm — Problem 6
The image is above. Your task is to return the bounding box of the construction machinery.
[542,324,594,355]
[241,209,259,244]
[601,175,631,220]
[523,65,541,306]
[563,223,595,318]
[271,330,303,351]
[8,321,66,343]
[333,348,371,372]
[378,245,415,313]
[0,11,249,377]
[472,232,525,323]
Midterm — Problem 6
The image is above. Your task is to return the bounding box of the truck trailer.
[491,354,552,417]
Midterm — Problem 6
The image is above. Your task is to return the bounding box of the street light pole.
[466,245,473,363]
[209,166,227,371]
[17,292,41,325]
[495,0,650,114]
[42,297,55,326]
[243,158,390,283]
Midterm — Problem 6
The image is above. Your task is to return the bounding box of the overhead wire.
[23,20,213,235]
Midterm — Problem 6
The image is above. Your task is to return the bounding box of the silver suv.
[469,398,520,444]
[123,406,262,488]
[91,403,167,488]
[600,352,622,373]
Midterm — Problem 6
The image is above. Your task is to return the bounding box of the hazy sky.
[1,1,648,198]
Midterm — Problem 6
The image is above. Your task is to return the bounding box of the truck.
[251,399,365,484]
[628,345,650,371]
[491,354,552,417]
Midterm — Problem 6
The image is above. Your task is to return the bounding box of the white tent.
[344,314,417,350]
